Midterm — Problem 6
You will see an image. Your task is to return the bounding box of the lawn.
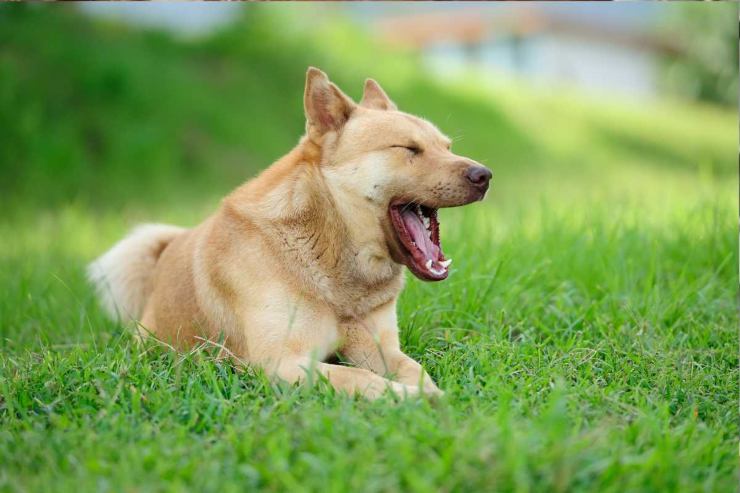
[0,5,737,492]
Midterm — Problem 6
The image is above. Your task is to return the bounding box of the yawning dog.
[89,68,491,399]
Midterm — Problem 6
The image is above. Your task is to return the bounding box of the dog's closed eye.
[390,144,421,155]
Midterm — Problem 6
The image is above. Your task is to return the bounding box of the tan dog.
[89,68,491,399]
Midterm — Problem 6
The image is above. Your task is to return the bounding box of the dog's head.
[304,67,491,282]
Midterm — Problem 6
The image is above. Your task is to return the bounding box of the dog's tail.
[88,223,185,322]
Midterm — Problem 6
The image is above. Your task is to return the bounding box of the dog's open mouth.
[389,202,451,281]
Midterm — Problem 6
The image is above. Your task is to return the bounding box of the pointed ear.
[360,79,397,111]
[304,67,356,137]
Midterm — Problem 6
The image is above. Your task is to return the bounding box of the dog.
[89,68,491,399]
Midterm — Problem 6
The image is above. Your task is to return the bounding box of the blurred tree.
[660,3,738,106]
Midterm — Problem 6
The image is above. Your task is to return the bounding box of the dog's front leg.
[339,301,443,397]
[243,304,419,400]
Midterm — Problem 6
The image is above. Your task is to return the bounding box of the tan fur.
[90,68,490,399]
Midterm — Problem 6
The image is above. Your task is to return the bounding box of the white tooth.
[431,267,445,275]
[425,259,433,270]
[440,258,452,268]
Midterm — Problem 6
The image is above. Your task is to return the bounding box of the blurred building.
[368,5,678,100]
[79,2,679,101]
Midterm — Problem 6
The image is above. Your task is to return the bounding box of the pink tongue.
[401,209,439,260]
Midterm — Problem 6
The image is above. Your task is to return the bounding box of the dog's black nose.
[465,166,492,188]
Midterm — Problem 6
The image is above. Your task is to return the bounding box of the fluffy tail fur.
[88,223,185,322]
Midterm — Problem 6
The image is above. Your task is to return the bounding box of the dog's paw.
[422,385,445,400]
[387,382,421,400]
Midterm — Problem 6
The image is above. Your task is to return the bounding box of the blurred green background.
[0,3,736,213]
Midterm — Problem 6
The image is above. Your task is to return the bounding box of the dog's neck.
[226,138,403,316]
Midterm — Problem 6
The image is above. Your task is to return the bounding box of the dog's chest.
[325,264,404,320]
[275,223,404,319]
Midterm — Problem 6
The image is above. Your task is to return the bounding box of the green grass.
[0,4,738,492]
